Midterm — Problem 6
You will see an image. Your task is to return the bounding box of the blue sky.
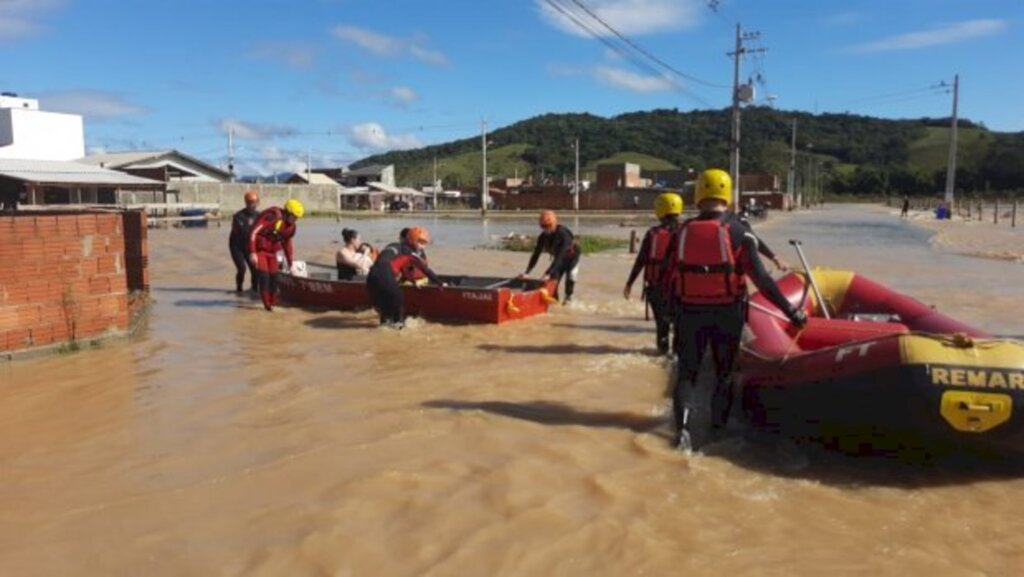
[1,0,1020,175]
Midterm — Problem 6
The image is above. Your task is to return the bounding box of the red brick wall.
[122,210,149,292]
[495,189,665,211]
[0,211,144,353]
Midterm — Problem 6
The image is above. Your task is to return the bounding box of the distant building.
[340,164,395,188]
[0,93,85,161]
[81,149,230,184]
[286,172,342,186]
[0,158,165,207]
[595,163,642,191]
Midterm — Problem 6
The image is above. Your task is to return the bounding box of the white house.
[0,93,85,161]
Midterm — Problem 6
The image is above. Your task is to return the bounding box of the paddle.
[789,239,831,320]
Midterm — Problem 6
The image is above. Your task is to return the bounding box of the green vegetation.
[499,234,628,254]
[353,108,1024,196]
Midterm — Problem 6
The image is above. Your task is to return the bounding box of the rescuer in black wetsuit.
[229,190,260,293]
[666,168,807,452]
[624,192,683,355]
[521,210,580,304]
[366,226,444,328]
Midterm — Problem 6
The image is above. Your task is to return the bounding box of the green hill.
[354,108,1023,195]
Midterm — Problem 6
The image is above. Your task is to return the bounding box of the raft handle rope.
[789,239,831,320]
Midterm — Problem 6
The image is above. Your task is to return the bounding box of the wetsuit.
[366,242,442,327]
[901,198,910,219]
[526,224,581,302]
[664,211,804,450]
[626,218,677,354]
[248,207,296,311]
[735,212,778,263]
[229,206,259,292]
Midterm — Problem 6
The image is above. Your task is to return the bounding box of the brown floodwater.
[1,206,1022,576]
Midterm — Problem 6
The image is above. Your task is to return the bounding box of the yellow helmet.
[695,168,732,207]
[284,199,305,218]
[654,192,683,219]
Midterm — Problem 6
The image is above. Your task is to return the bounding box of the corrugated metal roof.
[0,158,164,186]
[81,149,231,179]
[290,172,340,186]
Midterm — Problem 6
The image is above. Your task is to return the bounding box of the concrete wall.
[0,210,148,355]
[0,107,85,161]
[173,182,343,213]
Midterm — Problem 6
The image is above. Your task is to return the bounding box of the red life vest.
[643,226,673,284]
[252,207,296,253]
[673,219,746,305]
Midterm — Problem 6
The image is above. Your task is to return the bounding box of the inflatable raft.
[741,269,1024,454]
[277,262,559,324]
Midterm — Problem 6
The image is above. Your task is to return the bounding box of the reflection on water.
[1,206,1022,576]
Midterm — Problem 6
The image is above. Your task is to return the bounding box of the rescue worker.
[248,199,304,311]
[623,192,683,355]
[366,227,445,328]
[735,210,788,271]
[521,210,581,304]
[229,191,261,293]
[667,168,806,452]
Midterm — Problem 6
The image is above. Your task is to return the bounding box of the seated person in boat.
[336,228,376,280]
[520,210,581,304]
[366,227,445,328]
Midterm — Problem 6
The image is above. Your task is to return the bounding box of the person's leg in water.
[561,254,581,304]
[255,251,278,311]
[708,304,745,434]
[673,309,715,450]
[230,244,248,293]
[649,287,671,354]
[367,273,405,328]
[247,251,260,292]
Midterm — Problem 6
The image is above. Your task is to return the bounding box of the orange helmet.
[407,226,430,246]
[539,210,557,231]
[243,190,259,204]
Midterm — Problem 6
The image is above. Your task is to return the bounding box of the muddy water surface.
[1,206,1023,576]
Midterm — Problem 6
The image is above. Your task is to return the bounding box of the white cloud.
[332,24,449,66]
[0,0,61,43]
[217,118,298,140]
[536,0,702,37]
[249,41,316,69]
[594,66,674,92]
[849,19,1007,53]
[40,90,146,120]
[348,122,423,152]
[389,86,418,106]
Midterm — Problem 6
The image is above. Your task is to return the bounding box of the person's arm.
[248,219,265,255]
[738,231,804,325]
[409,255,443,285]
[625,232,651,288]
[283,235,294,267]
[543,229,573,277]
[524,234,544,275]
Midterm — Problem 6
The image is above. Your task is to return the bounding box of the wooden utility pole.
[728,23,766,204]
[944,74,959,204]
[481,119,488,217]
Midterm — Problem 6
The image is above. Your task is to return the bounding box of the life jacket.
[673,218,746,305]
[643,225,673,285]
[401,249,428,283]
[253,207,295,253]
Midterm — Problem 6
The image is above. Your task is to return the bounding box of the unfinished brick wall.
[0,210,147,354]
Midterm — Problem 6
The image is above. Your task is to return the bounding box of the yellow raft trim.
[940,391,1012,433]
[795,269,855,317]
[900,334,1024,371]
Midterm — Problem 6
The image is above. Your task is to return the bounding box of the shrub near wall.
[0,211,138,354]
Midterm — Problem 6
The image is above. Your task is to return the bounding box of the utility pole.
[573,137,580,212]
[481,118,488,217]
[727,23,766,205]
[306,148,312,183]
[432,155,439,212]
[944,73,959,204]
[788,119,796,203]
[227,127,235,182]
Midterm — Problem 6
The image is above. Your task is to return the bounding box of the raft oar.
[789,239,830,320]
[484,278,516,289]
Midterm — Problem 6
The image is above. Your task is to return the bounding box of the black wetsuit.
[526,225,581,301]
[735,212,778,262]
[366,242,441,327]
[665,211,803,449]
[626,218,677,354]
[229,207,259,292]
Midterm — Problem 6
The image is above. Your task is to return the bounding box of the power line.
[566,0,730,89]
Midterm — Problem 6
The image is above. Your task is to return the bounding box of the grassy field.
[583,151,679,172]
[396,143,534,187]
[908,126,991,173]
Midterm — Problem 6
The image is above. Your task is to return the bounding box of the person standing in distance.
[229,190,261,293]
[624,192,683,355]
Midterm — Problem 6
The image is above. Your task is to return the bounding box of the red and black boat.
[277,262,559,324]
[741,269,1024,454]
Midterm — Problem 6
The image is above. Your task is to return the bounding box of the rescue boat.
[276,262,559,324]
[740,269,1024,454]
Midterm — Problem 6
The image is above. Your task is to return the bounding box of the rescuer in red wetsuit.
[229,190,260,293]
[248,199,304,311]
[365,227,445,328]
[666,169,806,452]
[624,192,683,355]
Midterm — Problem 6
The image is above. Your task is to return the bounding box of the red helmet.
[539,210,557,231]
[407,227,431,246]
